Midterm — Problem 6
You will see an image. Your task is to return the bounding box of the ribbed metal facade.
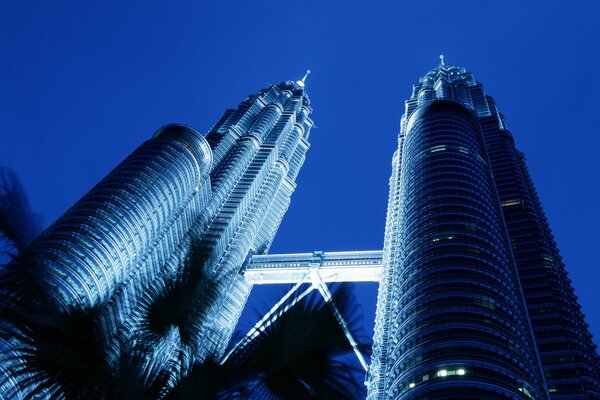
[1,79,313,397]
[368,62,600,399]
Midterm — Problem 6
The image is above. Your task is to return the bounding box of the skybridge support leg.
[221,273,314,364]
[315,277,369,372]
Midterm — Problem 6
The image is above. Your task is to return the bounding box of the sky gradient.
[2,1,599,349]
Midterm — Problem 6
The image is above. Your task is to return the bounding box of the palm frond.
[1,299,115,399]
[0,169,41,255]
[228,284,370,399]
[163,357,248,400]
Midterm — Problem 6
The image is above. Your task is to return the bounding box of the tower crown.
[418,58,476,92]
[401,57,500,129]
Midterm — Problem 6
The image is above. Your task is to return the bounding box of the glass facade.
[367,62,600,399]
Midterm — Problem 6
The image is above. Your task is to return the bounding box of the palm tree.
[0,169,372,399]
[165,284,371,400]
[0,168,40,259]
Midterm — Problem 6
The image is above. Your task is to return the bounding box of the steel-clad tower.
[365,58,600,399]
[0,76,313,397]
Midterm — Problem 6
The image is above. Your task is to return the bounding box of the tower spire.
[296,69,311,87]
[439,54,445,66]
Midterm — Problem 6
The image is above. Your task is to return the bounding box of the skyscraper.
[0,75,313,397]
[2,61,599,400]
[366,58,600,399]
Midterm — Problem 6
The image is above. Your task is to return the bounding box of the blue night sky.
[2,1,599,350]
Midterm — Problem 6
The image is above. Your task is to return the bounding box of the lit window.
[501,199,523,207]
[437,369,447,377]
[409,383,415,388]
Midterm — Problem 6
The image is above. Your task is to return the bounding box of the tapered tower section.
[367,61,549,399]
[183,77,314,360]
[479,84,600,398]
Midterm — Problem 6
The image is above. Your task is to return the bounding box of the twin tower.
[3,63,600,399]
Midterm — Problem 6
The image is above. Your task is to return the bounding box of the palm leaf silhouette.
[0,174,371,399]
[0,169,41,257]
[166,284,371,400]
